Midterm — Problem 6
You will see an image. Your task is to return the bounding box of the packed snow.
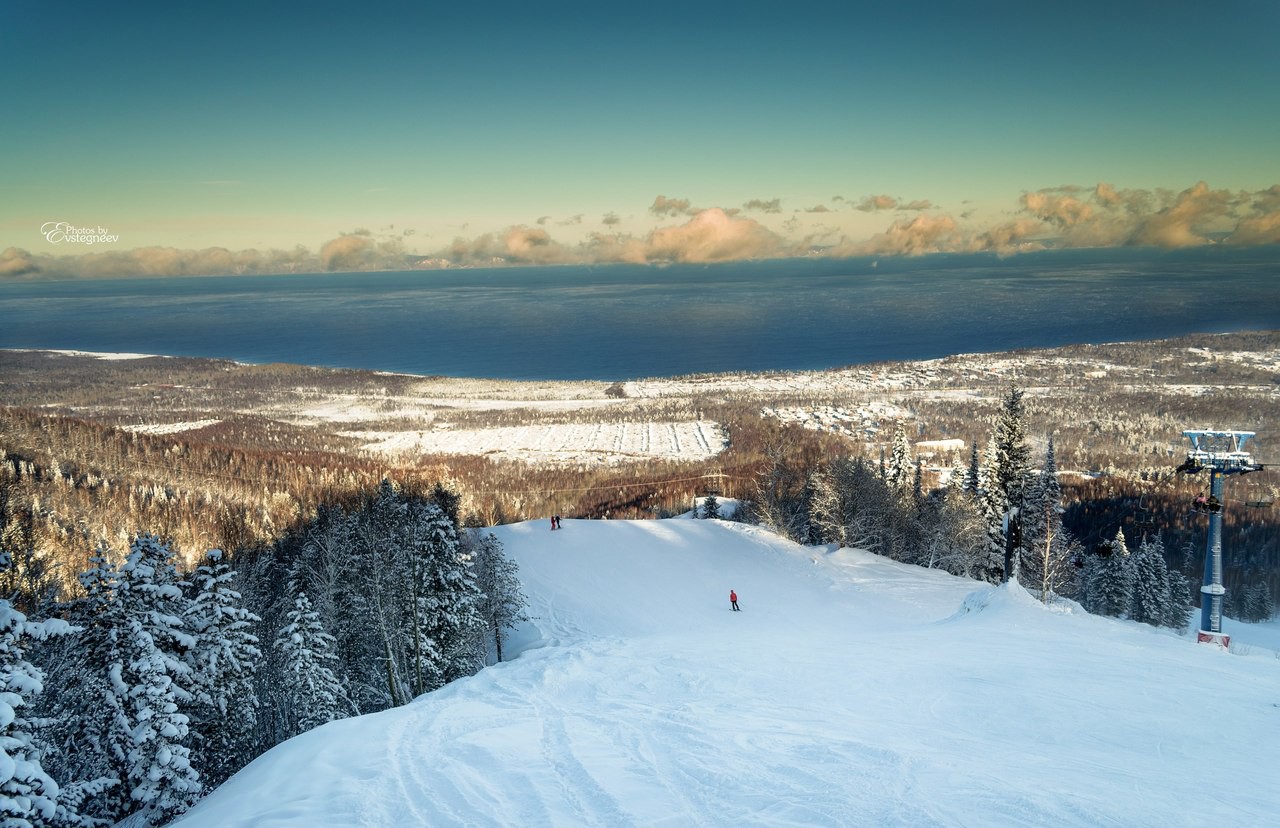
[173,518,1280,827]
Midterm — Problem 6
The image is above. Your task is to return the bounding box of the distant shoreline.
[4,252,1277,381]
[5,328,1277,387]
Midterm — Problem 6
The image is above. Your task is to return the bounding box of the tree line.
[0,480,526,827]
[740,387,1204,629]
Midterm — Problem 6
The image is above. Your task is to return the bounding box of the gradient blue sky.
[3,0,1278,260]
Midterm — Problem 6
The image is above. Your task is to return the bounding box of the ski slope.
[174,518,1280,827]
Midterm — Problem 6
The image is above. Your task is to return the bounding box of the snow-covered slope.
[173,519,1280,827]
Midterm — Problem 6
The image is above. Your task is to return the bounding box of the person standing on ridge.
[730,590,740,611]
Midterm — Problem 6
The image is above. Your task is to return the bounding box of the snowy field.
[174,518,1280,828]
[122,419,223,435]
[343,420,727,464]
[762,402,915,440]
[9,344,1277,469]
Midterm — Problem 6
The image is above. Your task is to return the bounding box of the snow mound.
[174,519,1280,828]
[943,579,1049,622]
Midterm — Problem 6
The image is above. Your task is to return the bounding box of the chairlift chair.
[1243,482,1274,509]
[1132,494,1156,531]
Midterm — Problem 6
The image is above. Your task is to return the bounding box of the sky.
[3,0,1279,275]
[174,516,1280,826]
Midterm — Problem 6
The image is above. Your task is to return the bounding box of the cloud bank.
[854,194,933,213]
[5,181,1278,279]
[649,195,696,217]
[440,208,793,266]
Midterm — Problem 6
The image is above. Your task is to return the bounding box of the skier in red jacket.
[730,590,740,611]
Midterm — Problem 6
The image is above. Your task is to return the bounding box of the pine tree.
[1083,529,1134,617]
[291,504,375,711]
[1020,440,1074,603]
[410,502,484,690]
[430,481,463,530]
[111,534,202,823]
[1129,536,1173,627]
[0,551,75,828]
[946,459,967,495]
[349,481,414,708]
[1258,583,1275,622]
[965,441,981,495]
[1260,583,1275,621]
[701,493,721,519]
[992,386,1032,510]
[977,436,1006,582]
[975,388,1033,585]
[185,549,262,786]
[0,499,62,617]
[886,424,912,495]
[275,589,347,738]
[1163,569,1193,631]
[1243,582,1274,623]
[35,544,127,823]
[465,532,528,664]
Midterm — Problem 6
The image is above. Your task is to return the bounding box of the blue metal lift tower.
[1176,430,1264,647]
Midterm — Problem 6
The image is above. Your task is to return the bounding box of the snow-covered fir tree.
[0,551,74,828]
[701,493,721,520]
[322,481,416,709]
[886,424,912,495]
[110,534,202,824]
[965,441,981,495]
[1242,582,1275,622]
[992,386,1032,509]
[409,499,485,691]
[1163,568,1193,631]
[274,588,347,738]
[465,531,528,664]
[1082,529,1134,618]
[282,483,493,714]
[946,459,967,496]
[289,503,377,711]
[977,436,1007,582]
[979,386,1033,584]
[185,549,262,787]
[1020,438,1075,602]
[1128,536,1174,627]
[33,543,127,824]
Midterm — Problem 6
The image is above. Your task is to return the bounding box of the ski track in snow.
[175,518,1280,828]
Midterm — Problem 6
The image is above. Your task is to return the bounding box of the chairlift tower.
[1176,430,1264,647]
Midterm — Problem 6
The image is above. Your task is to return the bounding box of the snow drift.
[173,518,1280,827]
